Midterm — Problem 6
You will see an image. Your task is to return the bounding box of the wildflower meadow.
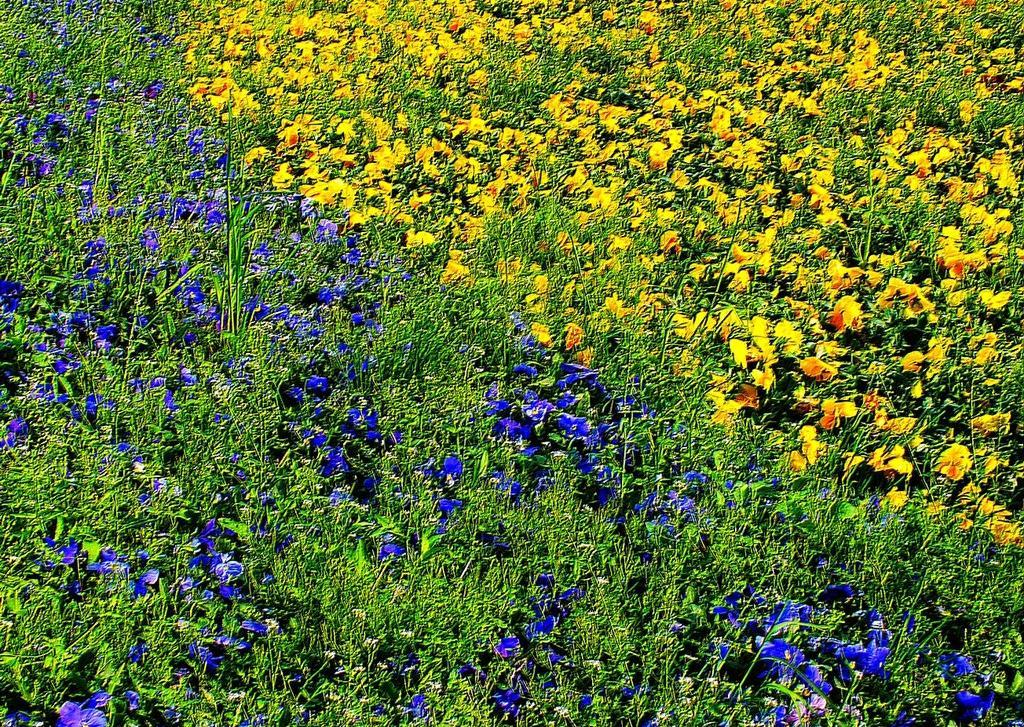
[2,0,1024,724]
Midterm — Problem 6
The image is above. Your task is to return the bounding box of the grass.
[2,0,1024,725]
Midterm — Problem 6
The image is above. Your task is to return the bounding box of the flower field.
[2,0,1024,723]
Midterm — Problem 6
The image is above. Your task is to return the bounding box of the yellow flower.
[979,289,1011,310]
[659,230,681,255]
[278,114,322,148]
[287,14,312,38]
[990,519,1024,547]
[901,351,925,373]
[729,339,748,369]
[531,322,553,348]
[405,230,436,248]
[604,294,632,318]
[271,163,295,189]
[648,142,672,171]
[883,488,909,510]
[971,413,1010,436]
[869,446,913,477]
[751,367,775,391]
[440,250,473,286]
[298,178,354,207]
[467,69,488,87]
[879,416,918,436]
[936,443,972,481]
[799,425,823,466]
[243,147,269,165]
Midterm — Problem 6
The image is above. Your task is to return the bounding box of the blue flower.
[379,542,406,561]
[57,701,106,727]
[493,417,532,440]
[557,362,599,389]
[438,498,463,515]
[799,663,833,696]
[404,694,428,721]
[315,219,339,241]
[128,641,148,664]
[211,555,243,582]
[242,620,270,637]
[440,455,463,480]
[940,653,975,680]
[845,640,891,680]
[525,616,557,640]
[459,662,487,683]
[124,691,140,712]
[95,324,117,343]
[557,413,590,438]
[321,447,350,476]
[189,643,223,672]
[305,375,330,397]
[757,638,808,683]
[522,398,555,423]
[493,689,523,718]
[130,569,159,599]
[494,636,521,659]
[762,601,813,633]
[819,584,855,603]
[1,418,27,449]
[954,690,994,724]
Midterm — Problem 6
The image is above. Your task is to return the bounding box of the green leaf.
[837,502,860,519]
[1009,670,1024,696]
[83,541,102,562]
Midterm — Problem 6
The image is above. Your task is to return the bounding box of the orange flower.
[820,399,856,430]
[862,392,884,412]
[564,323,585,351]
[829,295,863,333]
[575,348,595,367]
[660,230,681,255]
[800,357,839,382]
[734,384,760,410]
